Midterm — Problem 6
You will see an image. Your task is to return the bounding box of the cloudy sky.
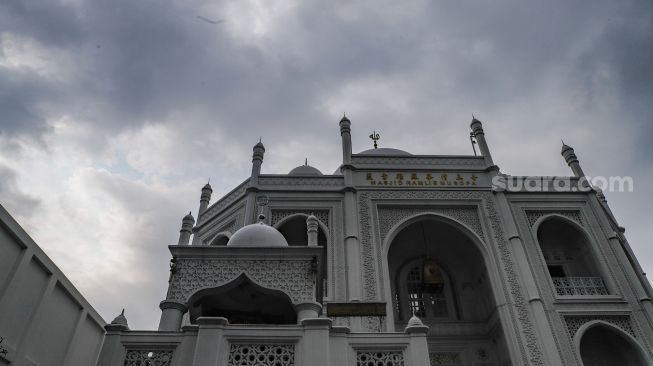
[1,0,651,329]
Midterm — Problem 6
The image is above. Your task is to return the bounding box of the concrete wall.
[0,204,106,366]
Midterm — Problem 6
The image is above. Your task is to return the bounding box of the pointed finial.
[121,308,125,315]
[259,137,262,143]
[207,178,210,184]
[305,158,308,166]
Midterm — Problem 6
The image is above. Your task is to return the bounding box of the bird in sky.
[196,15,225,25]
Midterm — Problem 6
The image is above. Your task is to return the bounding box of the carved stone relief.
[525,210,583,228]
[167,259,315,304]
[564,315,635,339]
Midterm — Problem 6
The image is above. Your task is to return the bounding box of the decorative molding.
[167,259,315,304]
[258,176,344,187]
[356,351,404,366]
[429,352,461,365]
[271,209,330,229]
[351,156,486,168]
[199,181,249,225]
[357,190,543,365]
[228,344,295,366]
[564,315,635,339]
[124,350,174,366]
[525,210,583,228]
[377,206,484,243]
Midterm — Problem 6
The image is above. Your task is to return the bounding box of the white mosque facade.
[1,116,652,366]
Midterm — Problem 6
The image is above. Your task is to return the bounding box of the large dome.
[227,216,289,247]
[357,147,412,156]
[288,164,323,176]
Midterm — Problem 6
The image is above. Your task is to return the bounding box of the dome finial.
[305,158,308,166]
[258,213,266,222]
[369,131,380,149]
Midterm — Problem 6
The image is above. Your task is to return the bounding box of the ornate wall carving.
[564,315,635,339]
[228,344,295,366]
[429,352,461,365]
[377,206,485,242]
[357,190,543,365]
[124,350,174,366]
[167,259,315,304]
[525,210,583,228]
[356,351,404,366]
[270,209,330,229]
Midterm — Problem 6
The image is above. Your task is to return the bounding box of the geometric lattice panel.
[357,351,404,366]
[564,315,635,339]
[228,344,295,366]
[124,350,174,366]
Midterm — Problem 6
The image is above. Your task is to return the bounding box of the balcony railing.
[552,277,608,296]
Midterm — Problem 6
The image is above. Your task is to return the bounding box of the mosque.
[0,116,652,366]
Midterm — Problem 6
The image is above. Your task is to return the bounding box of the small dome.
[406,314,424,328]
[111,309,129,327]
[340,114,350,123]
[202,182,212,191]
[561,142,573,154]
[289,164,323,176]
[228,215,289,247]
[358,147,412,156]
[183,211,195,223]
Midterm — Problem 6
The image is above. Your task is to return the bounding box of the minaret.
[251,140,265,184]
[178,212,194,245]
[470,117,495,167]
[306,213,318,246]
[337,114,362,303]
[339,114,352,166]
[245,140,265,225]
[198,182,213,216]
[561,142,585,177]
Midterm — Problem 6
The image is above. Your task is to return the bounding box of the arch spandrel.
[167,258,316,305]
[378,206,486,245]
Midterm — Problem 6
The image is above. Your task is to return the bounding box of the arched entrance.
[187,275,297,325]
[384,214,511,365]
[578,323,650,366]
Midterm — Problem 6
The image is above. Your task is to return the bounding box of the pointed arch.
[187,274,297,324]
[575,320,652,366]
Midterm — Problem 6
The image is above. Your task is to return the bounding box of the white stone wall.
[0,205,106,366]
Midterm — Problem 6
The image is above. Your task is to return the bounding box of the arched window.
[537,217,608,296]
[395,259,456,321]
[276,215,327,246]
